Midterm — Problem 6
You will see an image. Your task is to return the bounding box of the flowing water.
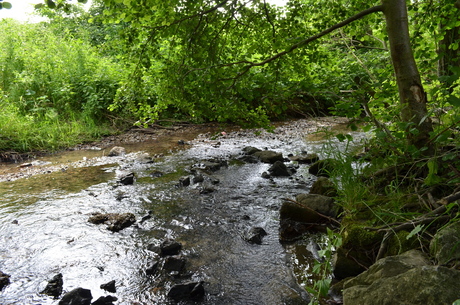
[0,118,365,305]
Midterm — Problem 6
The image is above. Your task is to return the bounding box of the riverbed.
[0,117,363,305]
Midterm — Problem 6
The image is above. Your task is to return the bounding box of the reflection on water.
[0,119,365,304]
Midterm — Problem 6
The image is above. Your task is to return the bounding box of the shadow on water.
[0,119,365,304]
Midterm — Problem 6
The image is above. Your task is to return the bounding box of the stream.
[0,118,365,305]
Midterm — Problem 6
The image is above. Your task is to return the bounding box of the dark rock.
[244,227,267,244]
[242,146,262,155]
[296,194,338,218]
[167,281,205,302]
[146,261,160,275]
[279,218,324,242]
[88,212,136,232]
[253,150,284,164]
[118,172,135,185]
[163,257,186,272]
[261,171,271,179]
[237,154,259,163]
[41,273,63,298]
[58,287,92,305]
[268,161,291,177]
[107,146,126,157]
[309,177,338,197]
[0,271,11,291]
[308,158,338,177]
[289,153,320,164]
[192,160,226,172]
[160,240,182,256]
[150,170,164,178]
[178,176,190,187]
[100,280,116,293]
[139,211,153,224]
[199,185,216,194]
[192,174,204,183]
[91,295,118,305]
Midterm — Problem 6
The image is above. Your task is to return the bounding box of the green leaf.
[406,224,424,240]
[1,2,12,9]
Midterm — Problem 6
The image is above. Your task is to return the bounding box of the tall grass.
[0,19,127,152]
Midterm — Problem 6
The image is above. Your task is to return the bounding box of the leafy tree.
[35,0,460,152]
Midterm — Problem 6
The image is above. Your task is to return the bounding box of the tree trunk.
[382,0,433,152]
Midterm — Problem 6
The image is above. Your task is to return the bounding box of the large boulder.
[342,250,460,305]
[430,221,460,265]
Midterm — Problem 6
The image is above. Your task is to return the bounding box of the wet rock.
[146,261,160,275]
[244,227,268,244]
[58,287,92,305]
[139,210,153,224]
[0,271,10,291]
[430,222,460,265]
[107,146,126,157]
[117,172,135,185]
[160,240,183,256]
[163,257,186,272]
[192,160,226,172]
[150,170,164,178]
[167,281,205,302]
[88,212,136,232]
[41,273,63,298]
[253,150,284,164]
[308,158,338,177]
[342,250,460,305]
[289,153,320,164]
[268,161,291,177]
[296,194,338,218]
[199,185,216,194]
[242,146,262,155]
[279,195,337,242]
[236,154,260,163]
[192,174,205,183]
[309,177,337,197]
[178,176,190,187]
[100,280,116,293]
[91,295,118,305]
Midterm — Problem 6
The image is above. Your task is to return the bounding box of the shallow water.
[0,119,366,305]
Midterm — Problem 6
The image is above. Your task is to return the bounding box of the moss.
[342,224,384,249]
[385,230,421,257]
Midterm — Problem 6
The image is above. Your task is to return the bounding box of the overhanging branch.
[224,5,384,87]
